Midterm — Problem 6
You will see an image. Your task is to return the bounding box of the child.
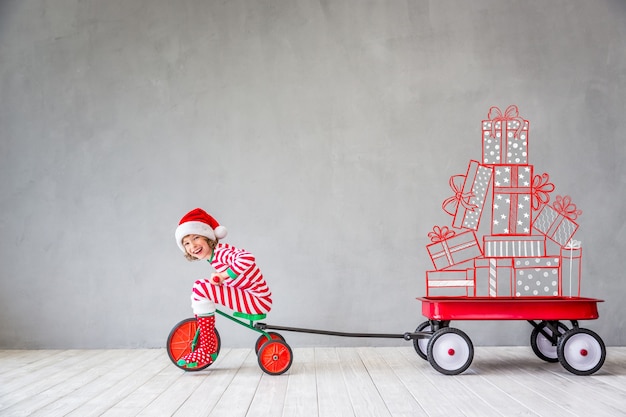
[175,208,273,368]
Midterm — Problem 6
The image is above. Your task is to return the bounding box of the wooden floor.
[0,346,625,417]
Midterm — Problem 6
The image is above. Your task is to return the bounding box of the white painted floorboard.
[1,347,625,417]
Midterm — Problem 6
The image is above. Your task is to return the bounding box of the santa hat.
[175,208,227,252]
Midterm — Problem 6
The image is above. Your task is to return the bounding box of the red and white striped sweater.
[208,243,272,310]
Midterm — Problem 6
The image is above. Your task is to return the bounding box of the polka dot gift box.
[513,257,561,297]
[482,105,529,165]
[442,160,494,231]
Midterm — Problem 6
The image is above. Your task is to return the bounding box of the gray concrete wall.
[1,0,625,349]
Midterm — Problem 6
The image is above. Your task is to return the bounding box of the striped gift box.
[560,240,582,297]
[426,269,475,297]
[483,235,546,258]
[426,228,483,270]
[533,196,581,247]
[474,257,513,297]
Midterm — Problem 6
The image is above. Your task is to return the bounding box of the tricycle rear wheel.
[257,339,293,375]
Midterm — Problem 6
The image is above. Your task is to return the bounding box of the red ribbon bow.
[487,105,526,138]
[428,225,456,243]
[554,195,582,220]
[531,173,555,210]
[442,175,478,216]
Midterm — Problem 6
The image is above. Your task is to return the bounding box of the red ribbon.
[554,195,582,220]
[441,175,478,216]
[531,173,555,210]
[428,225,456,243]
[487,105,526,138]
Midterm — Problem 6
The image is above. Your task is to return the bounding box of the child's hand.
[210,272,227,286]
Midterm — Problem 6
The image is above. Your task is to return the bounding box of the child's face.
[182,234,212,260]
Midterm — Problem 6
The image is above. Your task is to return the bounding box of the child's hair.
[183,235,218,261]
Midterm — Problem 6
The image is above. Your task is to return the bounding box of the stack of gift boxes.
[425,105,583,298]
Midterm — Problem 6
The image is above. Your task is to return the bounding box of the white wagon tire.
[530,321,568,363]
[412,321,431,361]
[557,328,606,376]
[427,327,474,375]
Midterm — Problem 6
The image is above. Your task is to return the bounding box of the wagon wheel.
[412,321,432,361]
[255,332,285,354]
[166,318,221,372]
[427,327,474,375]
[257,339,293,375]
[557,328,606,376]
[530,321,568,363]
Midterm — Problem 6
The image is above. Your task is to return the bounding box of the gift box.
[533,195,581,247]
[482,105,529,165]
[442,160,493,231]
[561,240,582,297]
[513,257,560,297]
[491,165,533,235]
[483,235,546,258]
[427,226,483,270]
[474,257,513,297]
[426,269,475,297]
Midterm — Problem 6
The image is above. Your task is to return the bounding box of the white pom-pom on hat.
[175,208,227,252]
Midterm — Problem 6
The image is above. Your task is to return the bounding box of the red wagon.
[413,296,606,375]
[167,298,606,377]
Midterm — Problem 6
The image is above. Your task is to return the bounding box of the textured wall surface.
[1,0,625,348]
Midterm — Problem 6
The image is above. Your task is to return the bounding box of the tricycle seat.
[233,311,267,322]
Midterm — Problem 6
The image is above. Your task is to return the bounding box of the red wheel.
[166,318,221,372]
[257,340,293,375]
[255,332,285,354]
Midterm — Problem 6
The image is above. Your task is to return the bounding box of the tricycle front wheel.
[167,317,221,371]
